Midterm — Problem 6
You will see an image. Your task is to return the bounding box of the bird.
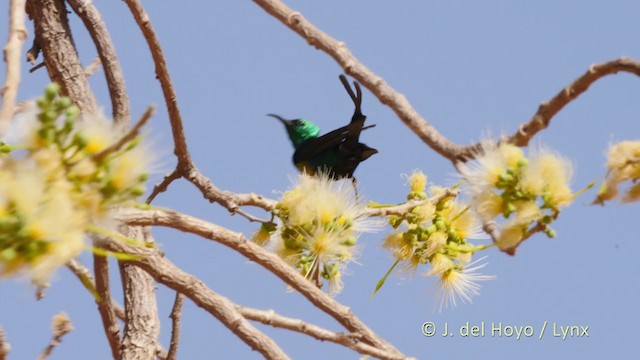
[269,75,377,180]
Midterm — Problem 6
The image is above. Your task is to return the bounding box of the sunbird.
[269,75,377,180]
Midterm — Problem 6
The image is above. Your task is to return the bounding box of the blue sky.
[1,1,639,359]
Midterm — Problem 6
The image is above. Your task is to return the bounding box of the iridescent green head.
[268,114,320,148]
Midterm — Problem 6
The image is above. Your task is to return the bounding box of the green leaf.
[370,259,400,299]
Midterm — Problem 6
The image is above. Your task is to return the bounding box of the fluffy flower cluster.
[382,171,494,311]
[460,142,573,252]
[0,84,153,285]
[254,173,375,295]
[595,141,640,204]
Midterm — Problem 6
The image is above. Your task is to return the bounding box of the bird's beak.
[267,113,291,126]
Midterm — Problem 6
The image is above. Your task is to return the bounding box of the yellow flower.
[427,253,454,276]
[74,116,119,155]
[441,201,484,240]
[472,190,503,221]
[513,200,541,225]
[383,232,413,260]
[0,160,85,285]
[109,143,153,193]
[424,231,447,258]
[499,143,525,169]
[496,223,524,251]
[460,141,511,190]
[522,148,573,208]
[272,173,378,294]
[408,170,427,193]
[435,257,495,312]
[596,141,640,203]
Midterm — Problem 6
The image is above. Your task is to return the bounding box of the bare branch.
[118,207,404,356]
[66,259,126,320]
[35,283,49,300]
[460,57,640,158]
[252,0,463,162]
[37,313,73,360]
[122,0,190,164]
[66,259,175,358]
[184,164,276,213]
[0,0,28,134]
[118,226,160,360]
[0,326,10,360]
[146,168,181,204]
[92,105,154,162]
[94,254,122,359]
[84,55,102,77]
[66,0,131,124]
[364,188,459,217]
[101,236,291,360]
[166,292,184,360]
[28,0,98,116]
[239,306,413,360]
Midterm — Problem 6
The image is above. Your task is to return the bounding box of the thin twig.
[66,259,174,358]
[122,0,190,164]
[66,0,131,124]
[35,283,49,300]
[146,168,181,204]
[101,235,291,360]
[92,105,154,162]
[239,306,413,360]
[84,55,102,77]
[460,57,640,159]
[37,313,73,360]
[118,207,405,356]
[166,292,184,360]
[93,253,122,359]
[0,0,28,134]
[252,0,463,162]
[0,326,10,360]
[364,188,458,217]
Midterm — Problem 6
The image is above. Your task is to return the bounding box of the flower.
[435,257,496,312]
[0,160,85,285]
[460,141,521,190]
[522,148,573,208]
[595,141,640,203]
[73,116,119,155]
[408,170,427,193]
[271,173,377,294]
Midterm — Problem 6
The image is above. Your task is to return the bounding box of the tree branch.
[93,254,122,359]
[121,0,190,163]
[238,306,412,360]
[66,259,173,358]
[252,0,463,162]
[166,292,184,360]
[100,236,291,360]
[0,0,28,134]
[27,0,98,116]
[117,207,405,356]
[460,57,640,158]
[37,313,73,360]
[117,226,160,360]
[66,0,131,124]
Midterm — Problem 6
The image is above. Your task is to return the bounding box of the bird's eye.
[293,120,303,127]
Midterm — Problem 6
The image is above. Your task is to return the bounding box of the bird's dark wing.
[293,124,375,165]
